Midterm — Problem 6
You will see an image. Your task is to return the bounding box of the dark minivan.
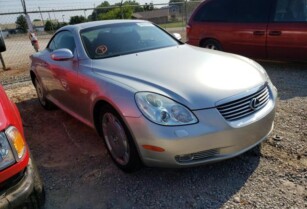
[187,0,307,61]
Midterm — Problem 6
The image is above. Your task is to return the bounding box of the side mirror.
[0,34,6,53]
[172,33,182,41]
[51,48,73,61]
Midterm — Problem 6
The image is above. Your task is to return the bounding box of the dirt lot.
[1,61,306,209]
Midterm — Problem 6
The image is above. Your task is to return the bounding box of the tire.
[201,39,222,51]
[34,78,56,110]
[99,105,142,172]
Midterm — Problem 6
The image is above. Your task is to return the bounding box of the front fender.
[90,75,142,122]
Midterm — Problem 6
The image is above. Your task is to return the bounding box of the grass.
[158,21,185,29]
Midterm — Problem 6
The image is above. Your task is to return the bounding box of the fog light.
[5,126,26,160]
[175,154,194,162]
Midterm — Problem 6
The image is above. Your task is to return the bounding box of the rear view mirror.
[172,33,182,41]
[51,48,73,61]
[0,33,6,53]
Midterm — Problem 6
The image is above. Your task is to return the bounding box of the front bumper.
[126,87,277,168]
[0,157,43,208]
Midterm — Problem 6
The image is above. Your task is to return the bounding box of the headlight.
[0,133,15,170]
[135,92,198,125]
[5,126,26,161]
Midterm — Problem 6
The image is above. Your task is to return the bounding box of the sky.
[0,0,171,24]
[0,0,169,13]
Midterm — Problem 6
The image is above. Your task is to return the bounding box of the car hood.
[92,45,267,109]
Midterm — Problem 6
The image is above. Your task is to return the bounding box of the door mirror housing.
[172,33,182,41]
[51,48,74,61]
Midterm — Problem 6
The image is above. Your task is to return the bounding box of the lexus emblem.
[250,98,260,110]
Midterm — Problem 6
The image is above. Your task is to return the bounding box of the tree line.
[15,0,186,32]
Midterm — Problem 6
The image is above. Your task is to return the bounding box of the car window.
[80,22,180,59]
[48,31,76,52]
[193,0,233,22]
[274,0,307,22]
[193,0,270,23]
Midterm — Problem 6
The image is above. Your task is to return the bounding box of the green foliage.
[44,20,55,31]
[90,1,112,21]
[15,15,28,33]
[169,0,185,3]
[91,0,142,21]
[115,0,143,12]
[44,21,67,32]
[143,3,154,11]
[33,19,41,22]
[69,16,87,25]
[98,5,133,20]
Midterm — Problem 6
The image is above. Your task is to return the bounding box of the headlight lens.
[0,133,15,170]
[5,126,26,160]
[135,92,198,125]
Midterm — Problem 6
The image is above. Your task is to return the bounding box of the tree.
[90,1,111,21]
[69,16,86,25]
[115,0,143,12]
[33,19,41,22]
[44,20,55,32]
[143,3,154,11]
[44,20,67,32]
[91,0,143,21]
[98,5,133,20]
[15,15,28,33]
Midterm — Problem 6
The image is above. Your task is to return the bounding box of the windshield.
[80,22,180,59]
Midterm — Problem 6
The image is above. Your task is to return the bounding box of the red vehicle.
[0,85,44,208]
[187,0,307,61]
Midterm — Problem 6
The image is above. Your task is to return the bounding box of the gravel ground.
[1,61,307,209]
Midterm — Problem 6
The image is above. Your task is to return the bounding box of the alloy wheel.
[102,113,130,165]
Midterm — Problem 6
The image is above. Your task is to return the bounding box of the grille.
[175,148,219,163]
[0,169,25,194]
[217,86,270,121]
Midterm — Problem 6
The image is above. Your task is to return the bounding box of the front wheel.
[34,78,56,110]
[99,106,142,172]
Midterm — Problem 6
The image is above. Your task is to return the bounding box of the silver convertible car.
[30,20,277,172]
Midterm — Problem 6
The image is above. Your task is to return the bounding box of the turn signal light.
[142,145,165,152]
[5,126,26,160]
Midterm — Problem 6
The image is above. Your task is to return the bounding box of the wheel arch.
[92,99,136,140]
[30,70,37,86]
[92,99,144,166]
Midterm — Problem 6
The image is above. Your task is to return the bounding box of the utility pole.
[120,0,124,19]
[21,0,34,32]
[38,7,45,26]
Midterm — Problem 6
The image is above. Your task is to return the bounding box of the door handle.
[253,31,265,36]
[269,31,282,36]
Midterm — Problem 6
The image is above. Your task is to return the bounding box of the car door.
[192,0,273,59]
[225,0,272,59]
[42,30,80,114]
[267,0,307,61]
